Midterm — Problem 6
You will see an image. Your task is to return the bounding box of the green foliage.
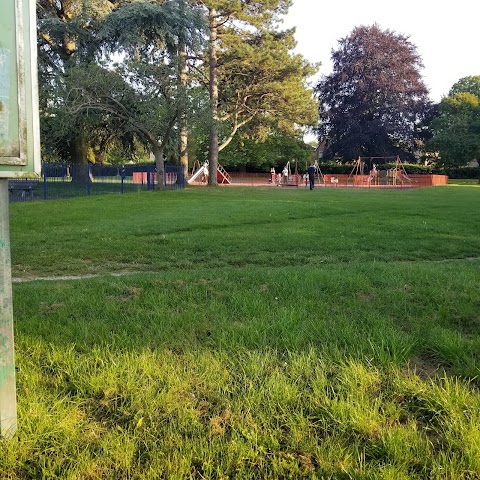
[219,133,312,172]
[99,0,205,55]
[216,27,318,147]
[449,75,480,98]
[37,0,119,163]
[37,0,205,165]
[197,0,317,177]
[317,162,436,175]
[429,79,480,167]
[200,0,291,26]
[438,166,480,179]
[37,0,315,172]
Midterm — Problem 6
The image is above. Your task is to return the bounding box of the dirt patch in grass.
[407,354,445,380]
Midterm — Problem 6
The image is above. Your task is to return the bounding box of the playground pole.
[0,180,17,439]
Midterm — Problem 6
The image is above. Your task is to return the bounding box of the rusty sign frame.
[0,0,40,178]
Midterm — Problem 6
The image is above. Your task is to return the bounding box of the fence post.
[87,164,91,196]
[147,166,151,191]
[43,161,47,200]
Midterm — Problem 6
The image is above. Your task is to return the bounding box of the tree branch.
[218,113,256,152]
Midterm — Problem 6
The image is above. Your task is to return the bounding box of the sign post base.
[0,179,17,439]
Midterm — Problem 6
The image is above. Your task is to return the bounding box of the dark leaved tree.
[315,24,431,161]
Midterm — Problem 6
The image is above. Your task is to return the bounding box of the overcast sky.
[283,0,479,102]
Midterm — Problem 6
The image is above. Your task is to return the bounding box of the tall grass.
[2,186,480,478]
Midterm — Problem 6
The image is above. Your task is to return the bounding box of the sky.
[283,0,480,102]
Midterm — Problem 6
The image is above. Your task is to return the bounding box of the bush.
[433,166,480,179]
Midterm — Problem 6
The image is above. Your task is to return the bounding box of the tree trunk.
[179,42,189,180]
[69,130,89,183]
[207,8,219,186]
[154,145,165,190]
[70,130,88,164]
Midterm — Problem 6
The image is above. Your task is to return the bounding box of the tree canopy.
[449,76,480,99]
[215,28,317,152]
[315,24,430,161]
[38,0,204,174]
[192,0,317,183]
[37,0,317,181]
[428,76,480,167]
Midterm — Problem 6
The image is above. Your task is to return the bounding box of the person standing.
[202,163,209,184]
[307,163,316,190]
[270,167,276,184]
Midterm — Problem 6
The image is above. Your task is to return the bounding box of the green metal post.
[0,179,17,439]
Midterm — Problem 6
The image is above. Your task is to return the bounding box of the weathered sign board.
[0,0,40,178]
[1,0,40,439]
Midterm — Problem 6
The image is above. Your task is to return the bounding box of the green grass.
[2,186,480,479]
[10,187,480,276]
[448,178,480,186]
[10,180,150,202]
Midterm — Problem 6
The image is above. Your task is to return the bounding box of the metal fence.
[8,162,185,202]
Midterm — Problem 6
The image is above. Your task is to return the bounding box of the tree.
[98,0,205,182]
[38,0,204,182]
[218,132,312,172]
[38,0,316,182]
[315,24,431,161]
[37,0,120,165]
[62,62,180,187]
[194,0,317,184]
[428,77,480,168]
[215,29,317,151]
[449,75,480,99]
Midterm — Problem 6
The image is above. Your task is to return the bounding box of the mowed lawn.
[2,185,480,479]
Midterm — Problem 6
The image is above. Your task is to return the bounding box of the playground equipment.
[387,157,411,185]
[313,160,324,185]
[280,160,301,187]
[349,156,411,186]
[188,161,231,185]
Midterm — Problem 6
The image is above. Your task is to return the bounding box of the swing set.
[279,160,300,187]
[349,156,411,186]
[278,160,325,187]
[312,160,325,185]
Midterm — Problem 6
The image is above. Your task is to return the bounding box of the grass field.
[448,179,479,186]
[2,185,480,479]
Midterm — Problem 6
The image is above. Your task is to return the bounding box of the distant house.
[312,142,326,161]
